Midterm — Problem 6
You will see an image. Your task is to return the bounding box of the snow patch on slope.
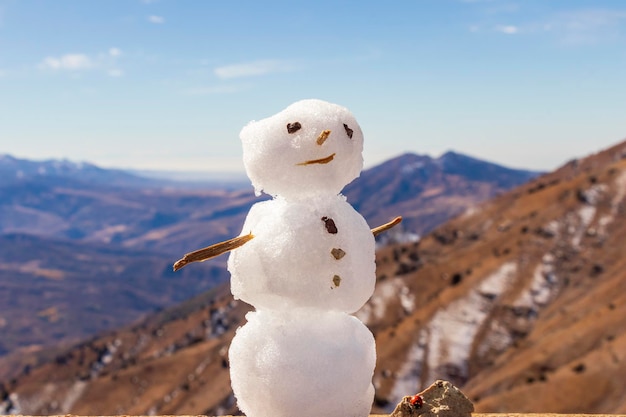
[356,277,414,325]
[571,205,596,248]
[515,253,558,308]
[598,171,626,236]
[389,262,517,405]
[426,262,517,376]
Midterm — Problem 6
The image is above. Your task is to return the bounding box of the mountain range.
[344,151,538,238]
[0,149,547,414]
[0,154,159,188]
[2,139,624,415]
[0,151,538,247]
[0,150,538,371]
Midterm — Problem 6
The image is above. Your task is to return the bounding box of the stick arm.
[173,232,254,272]
[173,215,401,271]
[371,216,403,237]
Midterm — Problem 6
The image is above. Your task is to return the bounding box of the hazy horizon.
[1,146,549,179]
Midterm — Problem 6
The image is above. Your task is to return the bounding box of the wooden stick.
[174,215,402,271]
[173,233,254,271]
[371,216,403,237]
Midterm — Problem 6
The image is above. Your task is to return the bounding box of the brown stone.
[331,248,346,259]
[390,380,474,417]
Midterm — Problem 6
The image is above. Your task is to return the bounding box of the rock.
[390,380,474,417]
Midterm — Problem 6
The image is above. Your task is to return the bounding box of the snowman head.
[240,99,364,199]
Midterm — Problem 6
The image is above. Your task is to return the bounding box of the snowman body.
[227,99,376,417]
[228,195,375,313]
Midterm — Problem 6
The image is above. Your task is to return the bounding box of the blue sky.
[1,0,625,174]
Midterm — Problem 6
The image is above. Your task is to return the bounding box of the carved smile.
[297,153,336,166]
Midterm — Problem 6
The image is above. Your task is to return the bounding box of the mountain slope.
[344,151,538,238]
[369,139,626,413]
[0,233,227,365]
[1,139,624,415]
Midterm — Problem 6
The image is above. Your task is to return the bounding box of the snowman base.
[229,310,376,417]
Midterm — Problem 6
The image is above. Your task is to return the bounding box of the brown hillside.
[369,139,626,413]
[1,139,625,416]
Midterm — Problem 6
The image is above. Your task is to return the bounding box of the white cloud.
[39,47,124,75]
[148,15,164,24]
[40,54,93,70]
[109,47,122,57]
[214,60,296,79]
[495,24,519,34]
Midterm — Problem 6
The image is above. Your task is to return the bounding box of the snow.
[389,262,517,404]
[401,161,425,174]
[461,205,480,218]
[400,284,416,315]
[578,184,607,205]
[597,171,626,236]
[0,392,20,415]
[230,310,375,417]
[478,320,513,356]
[356,278,414,325]
[571,205,596,247]
[240,99,364,199]
[228,195,375,313]
[543,220,560,237]
[388,340,426,408]
[227,100,376,417]
[515,253,558,309]
[60,381,88,413]
[571,183,610,247]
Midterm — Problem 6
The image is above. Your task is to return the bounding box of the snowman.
[174,99,400,417]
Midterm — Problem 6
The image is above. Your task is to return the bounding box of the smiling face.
[240,99,364,199]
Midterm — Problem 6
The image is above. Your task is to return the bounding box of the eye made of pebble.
[343,123,353,139]
[287,122,301,134]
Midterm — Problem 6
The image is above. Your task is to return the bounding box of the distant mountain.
[344,151,539,238]
[0,150,539,381]
[2,139,624,415]
[0,175,258,254]
[0,154,160,188]
[0,151,538,255]
[0,232,227,362]
[0,154,249,190]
